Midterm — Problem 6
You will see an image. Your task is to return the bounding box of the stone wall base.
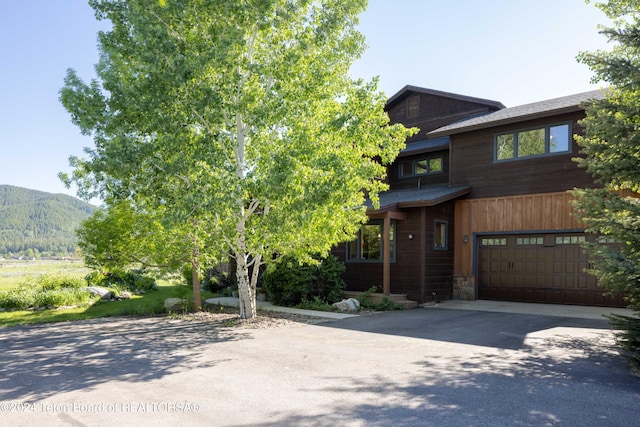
[453,275,476,301]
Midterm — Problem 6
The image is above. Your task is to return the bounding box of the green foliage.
[60,0,415,319]
[0,273,94,310]
[262,255,346,307]
[0,185,97,257]
[87,269,157,293]
[356,286,404,311]
[295,296,334,312]
[606,313,640,371]
[574,0,640,370]
[573,0,640,312]
[0,282,182,327]
[202,267,231,293]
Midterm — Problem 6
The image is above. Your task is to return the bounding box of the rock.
[119,291,132,299]
[164,298,185,312]
[86,286,113,300]
[332,298,360,312]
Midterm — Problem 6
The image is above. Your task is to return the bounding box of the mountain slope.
[0,185,99,256]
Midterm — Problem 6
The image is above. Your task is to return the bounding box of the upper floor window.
[400,156,443,177]
[495,123,571,161]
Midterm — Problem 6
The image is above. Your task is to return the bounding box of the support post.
[383,214,391,295]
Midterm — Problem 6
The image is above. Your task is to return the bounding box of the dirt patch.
[173,306,333,329]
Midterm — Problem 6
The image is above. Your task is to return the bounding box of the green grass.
[0,259,217,327]
[0,282,216,327]
[0,259,90,290]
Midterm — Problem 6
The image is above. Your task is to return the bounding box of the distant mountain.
[0,185,99,257]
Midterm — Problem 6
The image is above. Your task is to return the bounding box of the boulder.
[332,298,360,312]
[164,298,185,312]
[86,286,113,300]
[119,291,132,300]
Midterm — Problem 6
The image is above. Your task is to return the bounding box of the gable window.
[347,220,396,262]
[434,220,448,250]
[400,156,444,177]
[495,123,571,161]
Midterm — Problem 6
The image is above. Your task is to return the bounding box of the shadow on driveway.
[321,308,612,350]
[234,309,640,427]
[0,316,247,402]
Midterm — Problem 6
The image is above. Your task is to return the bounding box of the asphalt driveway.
[0,307,638,426]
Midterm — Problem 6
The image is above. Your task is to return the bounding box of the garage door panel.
[478,233,625,307]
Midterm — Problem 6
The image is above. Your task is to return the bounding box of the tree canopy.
[574,0,640,368]
[60,0,414,319]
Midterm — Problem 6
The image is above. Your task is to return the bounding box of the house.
[332,85,625,308]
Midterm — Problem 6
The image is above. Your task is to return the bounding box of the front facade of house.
[332,86,626,308]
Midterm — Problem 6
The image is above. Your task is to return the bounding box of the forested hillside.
[0,185,98,258]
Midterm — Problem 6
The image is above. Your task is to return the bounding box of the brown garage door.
[478,234,625,307]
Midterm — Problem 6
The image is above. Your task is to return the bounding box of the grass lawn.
[0,260,216,327]
[0,259,91,290]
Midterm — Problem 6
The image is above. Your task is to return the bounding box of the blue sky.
[0,0,611,201]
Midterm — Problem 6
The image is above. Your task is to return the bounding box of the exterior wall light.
[463,234,469,243]
[408,234,414,240]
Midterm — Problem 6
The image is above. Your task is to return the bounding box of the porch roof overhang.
[367,184,472,216]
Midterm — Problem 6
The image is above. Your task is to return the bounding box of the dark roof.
[386,85,505,110]
[369,184,471,212]
[398,136,450,157]
[428,89,607,137]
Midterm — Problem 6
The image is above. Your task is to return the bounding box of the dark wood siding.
[388,150,449,190]
[388,93,501,142]
[338,202,456,304]
[450,112,597,198]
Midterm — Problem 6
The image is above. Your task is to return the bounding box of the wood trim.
[454,191,584,275]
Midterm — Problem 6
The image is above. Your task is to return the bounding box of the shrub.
[86,269,157,292]
[357,286,404,311]
[34,288,94,308]
[262,255,345,307]
[607,313,640,372]
[0,274,94,310]
[0,285,37,310]
[202,267,231,293]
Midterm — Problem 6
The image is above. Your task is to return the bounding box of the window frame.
[434,219,448,250]
[399,155,444,178]
[494,122,572,162]
[346,220,396,263]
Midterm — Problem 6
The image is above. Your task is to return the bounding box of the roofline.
[367,186,472,214]
[386,85,506,110]
[428,105,584,138]
[428,89,607,137]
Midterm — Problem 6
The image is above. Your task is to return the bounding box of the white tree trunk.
[236,251,256,320]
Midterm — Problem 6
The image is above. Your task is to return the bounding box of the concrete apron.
[426,299,637,320]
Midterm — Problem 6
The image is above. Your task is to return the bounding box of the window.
[347,220,396,262]
[399,156,444,177]
[555,235,586,245]
[434,220,448,250]
[516,237,544,245]
[495,123,571,161]
[481,237,507,246]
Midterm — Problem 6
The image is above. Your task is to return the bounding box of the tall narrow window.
[434,220,448,250]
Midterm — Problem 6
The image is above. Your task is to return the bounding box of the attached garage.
[477,233,625,307]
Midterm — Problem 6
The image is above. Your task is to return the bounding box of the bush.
[262,255,345,307]
[34,287,93,308]
[86,269,157,293]
[0,285,37,310]
[202,267,231,293]
[357,286,404,311]
[0,274,94,310]
[607,313,640,372]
